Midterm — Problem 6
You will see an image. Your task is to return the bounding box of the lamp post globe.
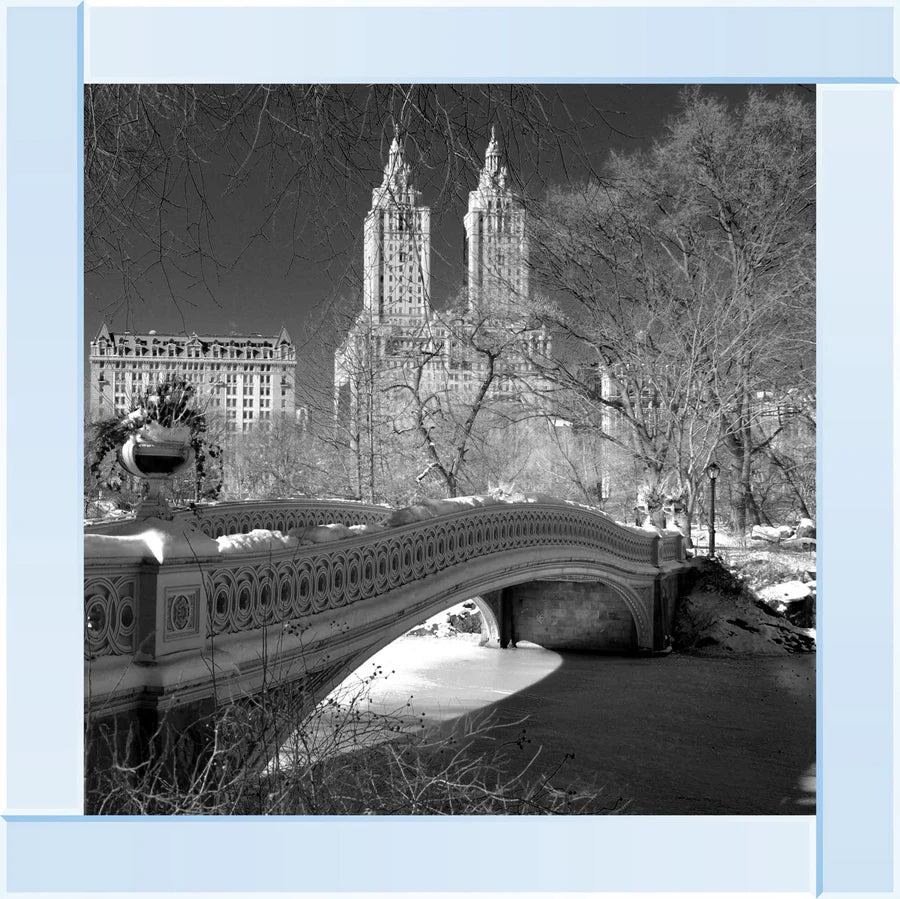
[706,462,720,556]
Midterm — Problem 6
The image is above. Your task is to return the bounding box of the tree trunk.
[677,483,694,542]
[366,393,376,504]
[765,448,813,519]
[354,430,364,502]
[728,365,761,537]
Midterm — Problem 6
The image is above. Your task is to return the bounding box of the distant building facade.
[88,324,297,432]
[463,127,529,312]
[334,128,550,433]
[361,131,432,325]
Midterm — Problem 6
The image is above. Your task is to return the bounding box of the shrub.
[448,608,483,634]
[85,669,623,815]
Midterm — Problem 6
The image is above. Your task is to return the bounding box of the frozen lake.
[334,635,816,815]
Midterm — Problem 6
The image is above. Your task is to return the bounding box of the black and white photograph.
[83,83,816,817]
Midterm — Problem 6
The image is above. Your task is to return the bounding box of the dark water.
[339,637,816,815]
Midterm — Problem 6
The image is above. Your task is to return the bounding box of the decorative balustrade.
[85,499,390,536]
[660,533,686,563]
[84,501,684,660]
[171,499,390,538]
[84,560,143,658]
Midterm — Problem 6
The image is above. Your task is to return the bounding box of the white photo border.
[2,2,895,894]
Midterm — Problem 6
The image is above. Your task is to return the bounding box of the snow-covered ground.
[403,600,483,639]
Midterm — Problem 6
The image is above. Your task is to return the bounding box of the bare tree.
[648,88,815,532]
[530,88,814,534]
[222,416,334,500]
[86,85,813,523]
[85,84,631,323]
[530,181,724,530]
[385,290,552,497]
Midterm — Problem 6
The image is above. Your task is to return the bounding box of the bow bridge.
[85,498,689,754]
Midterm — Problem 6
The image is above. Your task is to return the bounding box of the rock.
[781,536,816,551]
[796,595,816,628]
[756,580,814,626]
[757,580,812,605]
[795,518,816,538]
[751,524,792,543]
[673,585,815,654]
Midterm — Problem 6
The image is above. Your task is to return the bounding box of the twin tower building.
[89,128,548,435]
[334,127,550,421]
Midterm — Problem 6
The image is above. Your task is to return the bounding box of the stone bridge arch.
[288,554,661,717]
[84,498,688,776]
[355,562,651,658]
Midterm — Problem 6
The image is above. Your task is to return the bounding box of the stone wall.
[493,579,638,652]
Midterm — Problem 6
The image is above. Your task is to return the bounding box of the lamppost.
[706,462,720,556]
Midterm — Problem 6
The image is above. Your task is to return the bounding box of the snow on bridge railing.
[84,496,685,661]
[85,498,391,536]
[170,498,391,538]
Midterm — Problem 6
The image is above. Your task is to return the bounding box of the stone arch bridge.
[85,498,689,750]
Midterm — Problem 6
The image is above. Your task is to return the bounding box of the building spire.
[479,125,508,190]
[486,125,500,164]
[388,123,401,161]
[380,124,412,194]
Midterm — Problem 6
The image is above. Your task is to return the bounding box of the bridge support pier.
[498,588,517,649]
[477,589,515,648]
[651,568,684,652]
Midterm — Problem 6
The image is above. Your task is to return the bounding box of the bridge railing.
[170,499,390,537]
[84,500,684,664]
[84,558,144,659]
[85,498,390,537]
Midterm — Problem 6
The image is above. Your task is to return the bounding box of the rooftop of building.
[92,322,294,346]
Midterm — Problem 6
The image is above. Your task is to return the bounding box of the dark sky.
[84,83,812,403]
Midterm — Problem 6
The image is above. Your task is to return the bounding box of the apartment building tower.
[334,127,550,428]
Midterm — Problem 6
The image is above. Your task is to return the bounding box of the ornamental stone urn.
[119,423,194,519]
